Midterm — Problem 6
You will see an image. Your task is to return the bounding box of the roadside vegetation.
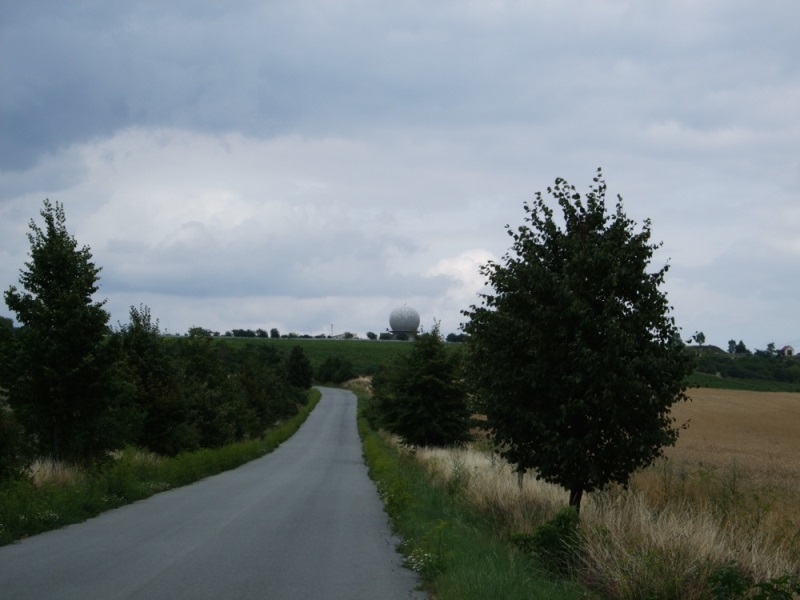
[355,384,584,599]
[0,389,319,546]
[356,377,800,599]
[355,173,799,599]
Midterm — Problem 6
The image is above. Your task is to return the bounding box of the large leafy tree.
[373,323,472,447]
[462,170,694,512]
[4,200,119,462]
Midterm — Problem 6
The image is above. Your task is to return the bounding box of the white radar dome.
[389,306,420,333]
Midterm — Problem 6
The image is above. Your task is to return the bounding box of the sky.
[1,1,798,349]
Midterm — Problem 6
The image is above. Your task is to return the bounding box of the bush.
[707,561,800,600]
[511,507,581,577]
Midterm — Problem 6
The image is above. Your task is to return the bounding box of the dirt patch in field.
[666,388,800,490]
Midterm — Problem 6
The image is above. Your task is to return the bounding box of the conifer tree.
[4,200,119,461]
[373,323,471,447]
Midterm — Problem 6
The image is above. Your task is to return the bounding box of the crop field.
[218,337,418,374]
[662,387,800,490]
[629,387,800,570]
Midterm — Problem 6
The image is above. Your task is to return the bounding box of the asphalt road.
[0,387,424,600]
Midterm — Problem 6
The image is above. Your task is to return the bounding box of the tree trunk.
[568,487,584,514]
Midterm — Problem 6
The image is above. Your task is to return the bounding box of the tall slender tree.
[463,170,694,512]
[4,200,119,461]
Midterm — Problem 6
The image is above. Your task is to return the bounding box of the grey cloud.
[2,1,799,343]
[5,1,796,170]
[96,218,453,300]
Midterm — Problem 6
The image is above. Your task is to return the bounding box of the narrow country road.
[0,387,424,600]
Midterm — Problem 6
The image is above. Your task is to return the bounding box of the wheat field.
[662,387,800,490]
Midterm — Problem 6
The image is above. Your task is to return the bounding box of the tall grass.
[0,389,320,546]
[408,443,799,600]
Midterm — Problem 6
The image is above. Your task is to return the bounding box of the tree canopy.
[372,323,472,447]
[4,200,119,462]
[285,345,313,389]
[462,170,694,511]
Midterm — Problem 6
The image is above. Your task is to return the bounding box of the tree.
[728,339,737,354]
[735,340,749,355]
[1,317,32,478]
[372,323,472,447]
[0,315,16,387]
[115,305,184,455]
[316,356,355,384]
[270,328,280,339]
[694,331,706,346]
[285,345,313,389]
[0,392,31,481]
[366,331,377,340]
[462,171,694,512]
[4,200,122,462]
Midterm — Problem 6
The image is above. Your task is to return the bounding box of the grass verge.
[354,387,584,599]
[0,388,320,546]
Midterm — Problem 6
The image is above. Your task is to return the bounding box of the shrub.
[512,506,581,577]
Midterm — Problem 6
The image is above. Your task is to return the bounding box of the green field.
[216,337,419,375]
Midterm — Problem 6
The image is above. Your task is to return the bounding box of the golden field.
[662,387,800,490]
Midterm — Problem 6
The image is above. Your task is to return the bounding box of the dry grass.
[28,448,163,488]
[345,376,373,394]
[29,458,84,487]
[395,387,800,598]
[414,444,569,533]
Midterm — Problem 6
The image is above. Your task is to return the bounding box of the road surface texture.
[0,387,425,600]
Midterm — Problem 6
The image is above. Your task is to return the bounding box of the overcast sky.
[1,1,798,349]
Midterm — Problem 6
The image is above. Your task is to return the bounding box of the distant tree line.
[0,201,313,481]
[694,342,800,383]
